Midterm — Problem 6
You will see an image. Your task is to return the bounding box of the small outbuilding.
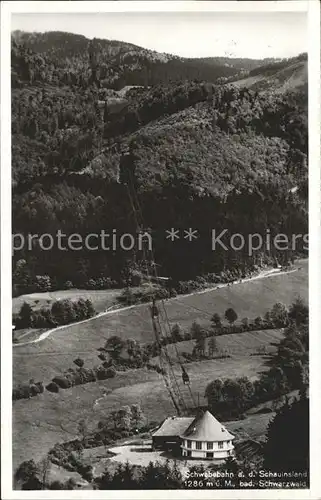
[152,416,194,455]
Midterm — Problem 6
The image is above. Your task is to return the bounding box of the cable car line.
[127,169,196,407]
[124,161,194,415]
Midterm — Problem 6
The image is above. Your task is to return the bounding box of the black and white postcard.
[1,1,320,498]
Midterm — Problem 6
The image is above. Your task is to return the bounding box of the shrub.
[177,280,200,294]
[211,313,222,328]
[181,352,194,362]
[171,323,184,342]
[241,317,250,329]
[65,478,77,490]
[85,278,96,290]
[95,366,116,380]
[86,276,117,289]
[190,320,206,339]
[31,311,48,328]
[13,381,44,401]
[105,367,116,378]
[73,357,84,368]
[67,372,79,386]
[195,275,207,286]
[95,367,107,380]
[129,269,143,287]
[64,281,74,290]
[108,429,125,441]
[254,316,264,329]
[118,288,136,305]
[64,372,76,387]
[46,382,59,393]
[15,459,42,489]
[155,287,170,300]
[288,297,308,326]
[85,298,95,318]
[225,308,238,325]
[13,385,30,400]
[184,331,192,341]
[205,273,220,283]
[17,302,33,329]
[77,368,97,384]
[153,365,166,375]
[270,302,289,328]
[52,376,72,389]
[49,480,64,490]
[29,383,41,397]
[35,275,52,292]
[35,381,44,393]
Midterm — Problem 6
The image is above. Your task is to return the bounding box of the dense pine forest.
[11,31,308,295]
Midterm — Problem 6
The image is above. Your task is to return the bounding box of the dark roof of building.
[152,411,235,442]
[183,411,235,442]
[152,417,194,437]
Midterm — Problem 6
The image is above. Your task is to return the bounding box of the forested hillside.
[11,30,239,89]
[232,54,307,94]
[11,32,308,295]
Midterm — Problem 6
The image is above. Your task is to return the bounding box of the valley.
[10,26,309,490]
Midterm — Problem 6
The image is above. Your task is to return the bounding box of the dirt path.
[13,266,298,348]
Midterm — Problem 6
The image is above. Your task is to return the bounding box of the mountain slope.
[11,31,308,289]
[12,30,307,93]
[11,30,240,89]
[84,100,293,194]
[191,56,280,71]
[231,55,307,95]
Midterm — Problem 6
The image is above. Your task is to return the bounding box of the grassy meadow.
[12,260,307,470]
[13,350,273,470]
[12,288,121,315]
[13,260,307,385]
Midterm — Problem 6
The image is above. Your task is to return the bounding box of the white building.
[181,410,235,460]
[152,410,235,461]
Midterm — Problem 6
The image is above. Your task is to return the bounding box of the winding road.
[13,266,298,348]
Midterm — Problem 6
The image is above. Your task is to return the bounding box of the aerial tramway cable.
[124,163,191,412]
[124,161,196,413]
[129,178,195,387]
[124,169,187,414]
[158,299,196,405]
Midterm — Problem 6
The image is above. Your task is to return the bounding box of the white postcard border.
[1,1,320,499]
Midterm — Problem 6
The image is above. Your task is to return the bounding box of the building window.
[207,442,213,450]
[206,452,214,459]
[187,440,191,449]
[218,441,224,449]
[196,441,202,450]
